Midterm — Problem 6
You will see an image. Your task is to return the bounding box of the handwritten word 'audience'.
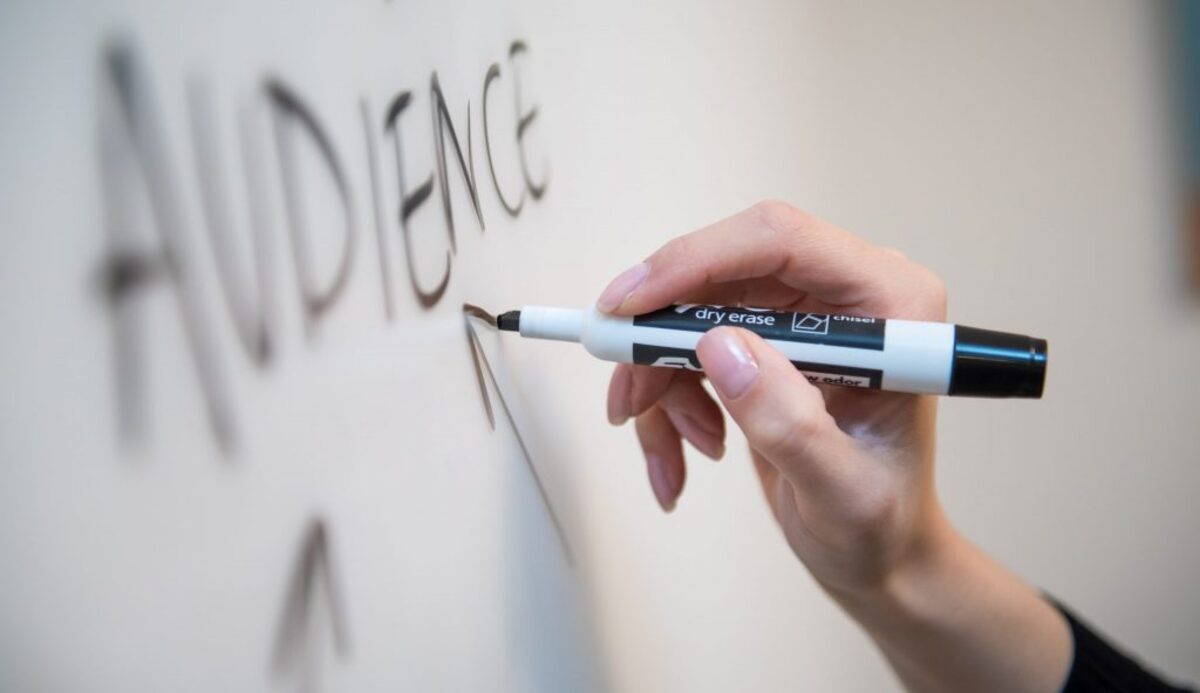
[98,39,547,452]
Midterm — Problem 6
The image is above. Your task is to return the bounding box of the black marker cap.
[948,325,1047,398]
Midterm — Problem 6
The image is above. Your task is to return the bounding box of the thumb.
[696,327,851,484]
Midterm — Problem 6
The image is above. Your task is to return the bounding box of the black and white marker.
[496,304,1047,398]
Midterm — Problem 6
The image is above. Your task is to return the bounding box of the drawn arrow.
[463,304,573,564]
[272,517,350,692]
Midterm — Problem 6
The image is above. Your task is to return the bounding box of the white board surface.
[5,2,1200,692]
[1,1,596,691]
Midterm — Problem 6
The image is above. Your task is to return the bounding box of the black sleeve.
[1055,601,1195,692]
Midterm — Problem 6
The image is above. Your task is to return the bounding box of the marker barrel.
[514,305,1046,398]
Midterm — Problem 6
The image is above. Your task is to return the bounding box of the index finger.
[597,200,943,320]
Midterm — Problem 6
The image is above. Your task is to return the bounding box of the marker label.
[631,344,703,371]
[791,361,882,389]
[632,304,886,351]
[630,344,883,389]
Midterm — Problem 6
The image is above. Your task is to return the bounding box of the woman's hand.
[598,201,1071,692]
[599,200,946,595]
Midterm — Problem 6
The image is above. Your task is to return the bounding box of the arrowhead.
[463,305,573,564]
[272,517,350,690]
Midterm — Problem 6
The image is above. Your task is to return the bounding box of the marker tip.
[497,310,521,332]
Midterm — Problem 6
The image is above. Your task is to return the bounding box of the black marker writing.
[430,71,485,241]
[463,304,573,564]
[272,517,351,692]
[266,79,357,327]
[95,37,549,452]
[482,64,523,217]
[361,97,395,319]
[98,41,236,452]
[188,77,276,364]
[384,89,443,308]
[509,40,547,200]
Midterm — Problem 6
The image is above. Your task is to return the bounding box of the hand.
[599,200,947,595]
[597,201,1071,693]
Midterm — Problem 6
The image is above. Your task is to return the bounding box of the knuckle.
[886,253,948,319]
[653,233,693,266]
[917,267,948,316]
[752,199,811,237]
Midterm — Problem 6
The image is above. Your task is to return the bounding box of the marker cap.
[948,325,1048,398]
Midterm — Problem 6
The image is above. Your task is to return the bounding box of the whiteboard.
[1,1,598,691]
[5,2,1200,692]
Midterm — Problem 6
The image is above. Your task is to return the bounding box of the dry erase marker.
[496,304,1047,398]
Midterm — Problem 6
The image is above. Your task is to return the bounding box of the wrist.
[824,507,968,622]
[821,509,1073,693]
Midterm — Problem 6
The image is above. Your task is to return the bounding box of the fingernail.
[597,262,649,313]
[703,329,759,399]
[646,453,677,512]
[607,368,632,425]
[608,405,630,426]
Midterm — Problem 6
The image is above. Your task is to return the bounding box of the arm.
[598,200,1071,692]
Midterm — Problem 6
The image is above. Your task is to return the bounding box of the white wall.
[1,0,1196,691]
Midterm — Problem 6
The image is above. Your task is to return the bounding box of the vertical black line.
[265,79,358,324]
[187,76,274,364]
[361,97,394,320]
[385,89,447,309]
